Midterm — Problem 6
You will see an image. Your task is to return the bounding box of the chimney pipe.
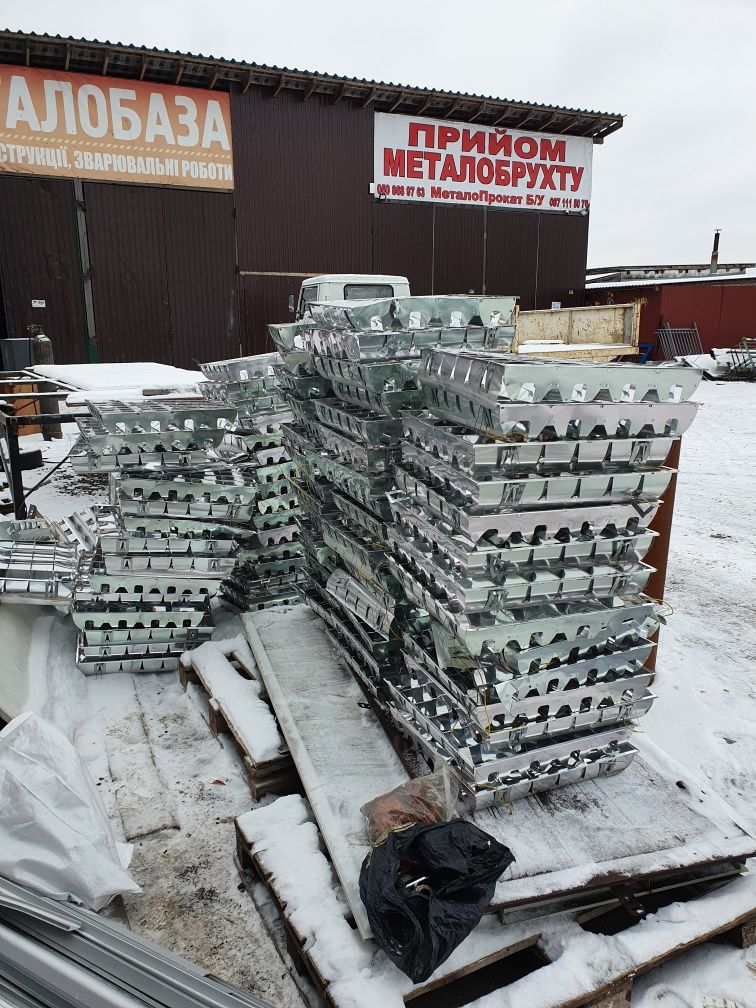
[710,229,721,274]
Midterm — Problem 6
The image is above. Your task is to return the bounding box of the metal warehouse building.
[0,30,622,368]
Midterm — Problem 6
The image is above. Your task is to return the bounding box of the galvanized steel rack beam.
[421,390,700,439]
[312,399,403,445]
[386,510,658,582]
[419,350,701,406]
[393,465,661,542]
[399,441,674,509]
[401,411,677,475]
[89,398,237,432]
[74,415,227,454]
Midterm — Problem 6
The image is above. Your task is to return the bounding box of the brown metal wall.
[371,201,434,294]
[161,187,238,367]
[433,205,485,295]
[534,212,590,308]
[231,87,373,273]
[485,209,540,307]
[0,175,86,362]
[83,183,237,367]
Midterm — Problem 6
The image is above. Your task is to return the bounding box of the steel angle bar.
[386,520,656,599]
[81,622,213,647]
[387,495,657,577]
[71,445,213,474]
[311,295,517,334]
[325,567,395,636]
[76,585,215,607]
[100,532,238,557]
[118,498,258,521]
[331,378,424,416]
[400,441,673,509]
[387,670,654,747]
[331,489,388,541]
[320,324,511,362]
[249,505,302,528]
[393,466,660,542]
[0,517,55,541]
[240,554,303,577]
[493,639,654,697]
[100,551,236,575]
[256,491,299,516]
[273,364,333,399]
[390,562,658,654]
[55,508,110,552]
[314,422,395,473]
[389,690,636,787]
[309,575,394,658]
[481,742,639,805]
[89,399,237,432]
[303,585,387,680]
[322,626,383,697]
[120,515,249,542]
[71,603,210,631]
[229,428,284,454]
[455,595,660,657]
[313,356,421,391]
[252,444,290,466]
[387,545,654,613]
[116,468,273,504]
[75,645,183,675]
[401,412,676,475]
[321,516,388,576]
[235,410,294,435]
[420,349,702,406]
[201,352,280,382]
[315,455,393,517]
[78,638,189,660]
[75,416,226,454]
[235,539,301,565]
[423,389,699,440]
[0,575,74,603]
[312,399,403,445]
[220,376,280,401]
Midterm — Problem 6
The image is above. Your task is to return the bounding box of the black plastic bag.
[359,819,515,983]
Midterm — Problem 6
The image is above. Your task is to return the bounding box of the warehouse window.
[343,283,394,299]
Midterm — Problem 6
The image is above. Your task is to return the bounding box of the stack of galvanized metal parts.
[271,297,702,808]
[0,515,82,605]
[68,398,238,675]
[387,352,700,805]
[198,353,304,610]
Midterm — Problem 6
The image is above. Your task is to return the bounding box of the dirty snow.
[4,380,756,1005]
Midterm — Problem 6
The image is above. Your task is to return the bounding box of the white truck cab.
[290,274,411,319]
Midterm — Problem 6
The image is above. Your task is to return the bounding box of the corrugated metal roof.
[586,268,756,290]
[0,29,623,139]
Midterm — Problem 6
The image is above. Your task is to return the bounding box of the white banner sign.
[372,112,593,211]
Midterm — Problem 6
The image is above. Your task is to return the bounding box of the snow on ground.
[648,382,756,837]
[7,380,756,1007]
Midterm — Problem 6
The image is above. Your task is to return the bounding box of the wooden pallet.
[180,645,297,801]
[234,797,756,1008]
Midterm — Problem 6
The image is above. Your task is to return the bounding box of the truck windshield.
[298,286,318,316]
[343,283,394,299]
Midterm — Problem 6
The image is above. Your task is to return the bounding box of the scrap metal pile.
[270,297,701,807]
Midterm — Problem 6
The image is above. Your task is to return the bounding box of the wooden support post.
[643,438,682,675]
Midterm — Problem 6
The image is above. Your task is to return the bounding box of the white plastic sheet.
[0,712,141,910]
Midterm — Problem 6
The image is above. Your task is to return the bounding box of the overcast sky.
[3,0,754,268]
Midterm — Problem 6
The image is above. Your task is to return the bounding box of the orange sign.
[0,66,233,189]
